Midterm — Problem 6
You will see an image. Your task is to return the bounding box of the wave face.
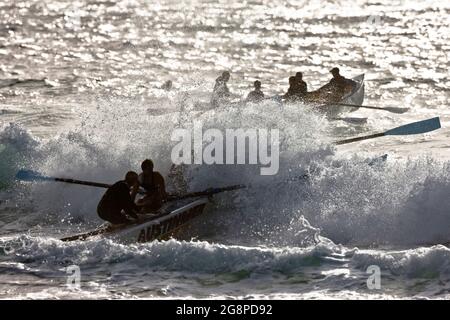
[3,113,450,247]
[2,236,450,299]
[1,0,450,299]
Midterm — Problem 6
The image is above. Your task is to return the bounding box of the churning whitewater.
[1,0,450,299]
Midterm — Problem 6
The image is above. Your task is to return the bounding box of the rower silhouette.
[295,72,308,98]
[320,67,357,101]
[137,159,167,212]
[245,80,265,103]
[211,71,231,107]
[283,76,302,102]
[97,171,140,225]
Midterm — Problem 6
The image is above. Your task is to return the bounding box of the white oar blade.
[385,117,441,136]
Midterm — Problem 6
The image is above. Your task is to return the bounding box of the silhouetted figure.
[295,72,308,98]
[97,171,140,225]
[161,80,173,91]
[211,71,231,107]
[283,76,302,102]
[137,159,167,212]
[321,67,356,100]
[245,80,265,103]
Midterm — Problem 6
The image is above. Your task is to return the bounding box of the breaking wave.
[1,93,450,247]
[2,235,450,283]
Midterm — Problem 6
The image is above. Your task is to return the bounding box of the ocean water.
[1,0,450,299]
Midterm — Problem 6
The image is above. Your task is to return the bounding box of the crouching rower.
[97,171,140,225]
[137,159,167,212]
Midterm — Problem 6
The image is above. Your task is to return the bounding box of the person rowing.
[97,171,140,225]
[295,72,308,97]
[245,80,265,103]
[211,71,231,107]
[137,159,167,212]
[319,67,356,101]
[283,76,303,102]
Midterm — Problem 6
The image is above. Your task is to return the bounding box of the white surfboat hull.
[60,198,209,244]
[316,73,365,118]
[334,73,365,116]
[271,74,365,119]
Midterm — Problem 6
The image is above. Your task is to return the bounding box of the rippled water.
[1,0,450,299]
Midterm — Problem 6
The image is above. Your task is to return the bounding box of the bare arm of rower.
[119,184,139,219]
[130,182,139,202]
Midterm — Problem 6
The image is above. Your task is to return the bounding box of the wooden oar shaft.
[17,169,245,201]
[334,132,385,145]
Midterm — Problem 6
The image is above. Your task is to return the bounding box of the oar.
[16,170,111,188]
[166,184,246,201]
[335,117,441,145]
[330,117,368,125]
[321,102,409,114]
[15,170,245,201]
